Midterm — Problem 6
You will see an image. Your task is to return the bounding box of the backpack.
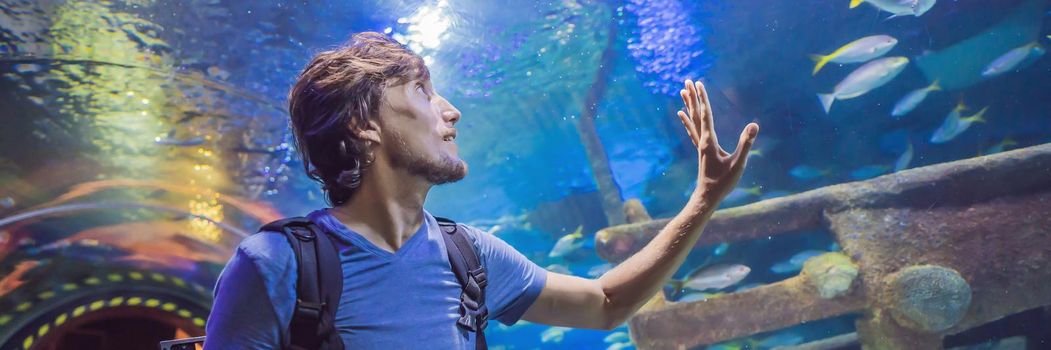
[260,216,489,350]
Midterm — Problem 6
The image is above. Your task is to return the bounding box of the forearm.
[596,193,718,325]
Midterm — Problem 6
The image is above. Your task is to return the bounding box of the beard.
[387,132,467,185]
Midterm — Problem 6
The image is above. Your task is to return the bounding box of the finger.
[695,81,718,149]
[731,123,760,168]
[678,110,699,146]
[683,80,697,117]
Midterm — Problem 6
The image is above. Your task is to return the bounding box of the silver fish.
[671,263,751,292]
[931,105,988,144]
[810,35,898,75]
[818,56,909,113]
[982,42,1045,78]
[851,0,936,19]
[894,141,914,171]
[891,80,941,117]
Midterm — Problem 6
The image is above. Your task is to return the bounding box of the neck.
[330,159,432,252]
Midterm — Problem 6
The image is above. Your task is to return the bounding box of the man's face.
[376,77,467,185]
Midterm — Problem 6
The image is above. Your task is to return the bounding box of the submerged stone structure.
[595,143,1051,349]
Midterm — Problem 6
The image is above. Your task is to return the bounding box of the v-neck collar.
[310,208,431,259]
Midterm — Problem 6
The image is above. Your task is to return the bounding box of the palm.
[676,80,759,202]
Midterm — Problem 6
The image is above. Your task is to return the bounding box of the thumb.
[732,123,759,166]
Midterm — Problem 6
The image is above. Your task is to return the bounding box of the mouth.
[442,130,457,142]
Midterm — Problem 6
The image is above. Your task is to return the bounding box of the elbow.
[600,303,633,330]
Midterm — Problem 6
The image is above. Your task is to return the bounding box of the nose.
[437,96,461,124]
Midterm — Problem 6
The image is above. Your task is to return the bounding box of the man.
[204,32,758,349]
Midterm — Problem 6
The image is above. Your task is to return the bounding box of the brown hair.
[288,32,429,206]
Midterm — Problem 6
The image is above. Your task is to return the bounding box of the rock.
[886,265,972,333]
[622,198,652,224]
[802,252,859,299]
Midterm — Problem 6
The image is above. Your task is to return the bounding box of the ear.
[353,119,382,145]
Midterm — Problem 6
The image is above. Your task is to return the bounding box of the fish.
[0,197,15,209]
[818,56,909,113]
[545,264,572,275]
[757,332,805,348]
[850,0,936,19]
[894,141,914,171]
[713,242,730,256]
[850,165,891,180]
[676,291,725,303]
[667,263,751,296]
[548,225,585,258]
[789,165,830,180]
[13,63,41,74]
[981,42,1045,78]
[810,35,898,75]
[930,105,988,144]
[154,135,205,147]
[607,342,634,350]
[0,260,41,296]
[604,332,630,344]
[759,190,793,200]
[722,186,763,204]
[541,326,571,343]
[891,80,941,117]
[771,250,826,274]
[983,137,1018,155]
[587,262,613,277]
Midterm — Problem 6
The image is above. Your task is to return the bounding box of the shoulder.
[237,231,294,263]
[231,231,297,290]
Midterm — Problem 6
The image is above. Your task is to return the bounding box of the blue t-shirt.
[204,209,547,349]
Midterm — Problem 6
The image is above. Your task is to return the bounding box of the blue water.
[0,0,1049,349]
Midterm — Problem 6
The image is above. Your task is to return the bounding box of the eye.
[416,83,429,96]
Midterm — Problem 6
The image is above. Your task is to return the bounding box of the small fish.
[667,263,751,296]
[676,291,724,303]
[789,165,830,180]
[545,264,571,275]
[713,242,730,256]
[757,332,805,348]
[722,186,763,204]
[541,326,571,343]
[0,197,15,209]
[13,63,41,74]
[548,225,585,258]
[206,66,231,80]
[850,0,936,19]
[892,80,941,117]
[607,342,634,350]
[587,262,613,277]
[771,250,825,274]
[604,331,630,344]
[818,57,909,113]
[983,137,1018,155]
[747,149,763,157]
[496,320,533,331]
[155,135,205,147]
[0,260,41,295]
[850,165,891,180]
[894,141,914,171]
[810,35,898,75]
[931,105,988,144]
[759,190,793,200]
[982,42,1045,78]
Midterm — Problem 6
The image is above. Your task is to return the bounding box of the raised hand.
[677,79,759,204]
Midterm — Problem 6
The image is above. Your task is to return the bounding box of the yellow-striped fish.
[810,35,897,75]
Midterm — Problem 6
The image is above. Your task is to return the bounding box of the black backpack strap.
[434,216,488,350]
[260,217,344,350]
